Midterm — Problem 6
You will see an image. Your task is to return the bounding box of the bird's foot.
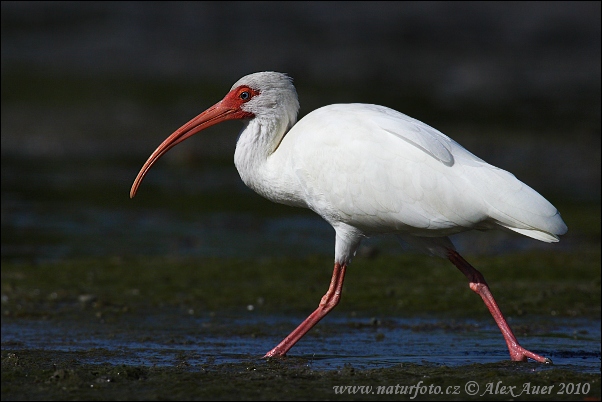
[510,345,552,364]
[263,347,286,359]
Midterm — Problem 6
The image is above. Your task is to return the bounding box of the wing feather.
[281,103,566,242]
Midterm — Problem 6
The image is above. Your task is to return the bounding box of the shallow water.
[2,313,599,373]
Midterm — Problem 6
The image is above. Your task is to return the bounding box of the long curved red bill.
[130,102,240,198]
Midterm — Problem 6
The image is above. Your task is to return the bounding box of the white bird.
[131,71,567,363]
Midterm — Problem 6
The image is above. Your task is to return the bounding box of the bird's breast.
[234,135,308,209]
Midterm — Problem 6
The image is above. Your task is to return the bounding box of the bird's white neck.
[234,116,297,204]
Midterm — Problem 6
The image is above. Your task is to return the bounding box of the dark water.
[3,314,599,373]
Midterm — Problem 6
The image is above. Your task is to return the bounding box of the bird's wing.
[285,104,480,233]
[284,103,566,242]
[355,104,456,167]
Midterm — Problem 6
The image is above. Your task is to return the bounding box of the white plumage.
[131,71,567,363]
[230,73,566,262]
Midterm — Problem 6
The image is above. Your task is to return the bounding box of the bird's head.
[231,71,299,126]
[130,72,299,198]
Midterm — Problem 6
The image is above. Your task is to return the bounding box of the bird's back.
[276,103,567,242]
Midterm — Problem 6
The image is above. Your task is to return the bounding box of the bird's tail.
[479,167,568,243]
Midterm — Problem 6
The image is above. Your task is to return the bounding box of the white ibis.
[131,71,567,363]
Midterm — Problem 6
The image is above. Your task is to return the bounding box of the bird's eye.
[240,91,250,101]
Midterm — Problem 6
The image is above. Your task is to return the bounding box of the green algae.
[1,248,600,320]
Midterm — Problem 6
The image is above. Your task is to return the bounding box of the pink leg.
[264,262,347,357]
[448,249,552,364]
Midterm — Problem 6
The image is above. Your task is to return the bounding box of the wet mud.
[2,252,600,400]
